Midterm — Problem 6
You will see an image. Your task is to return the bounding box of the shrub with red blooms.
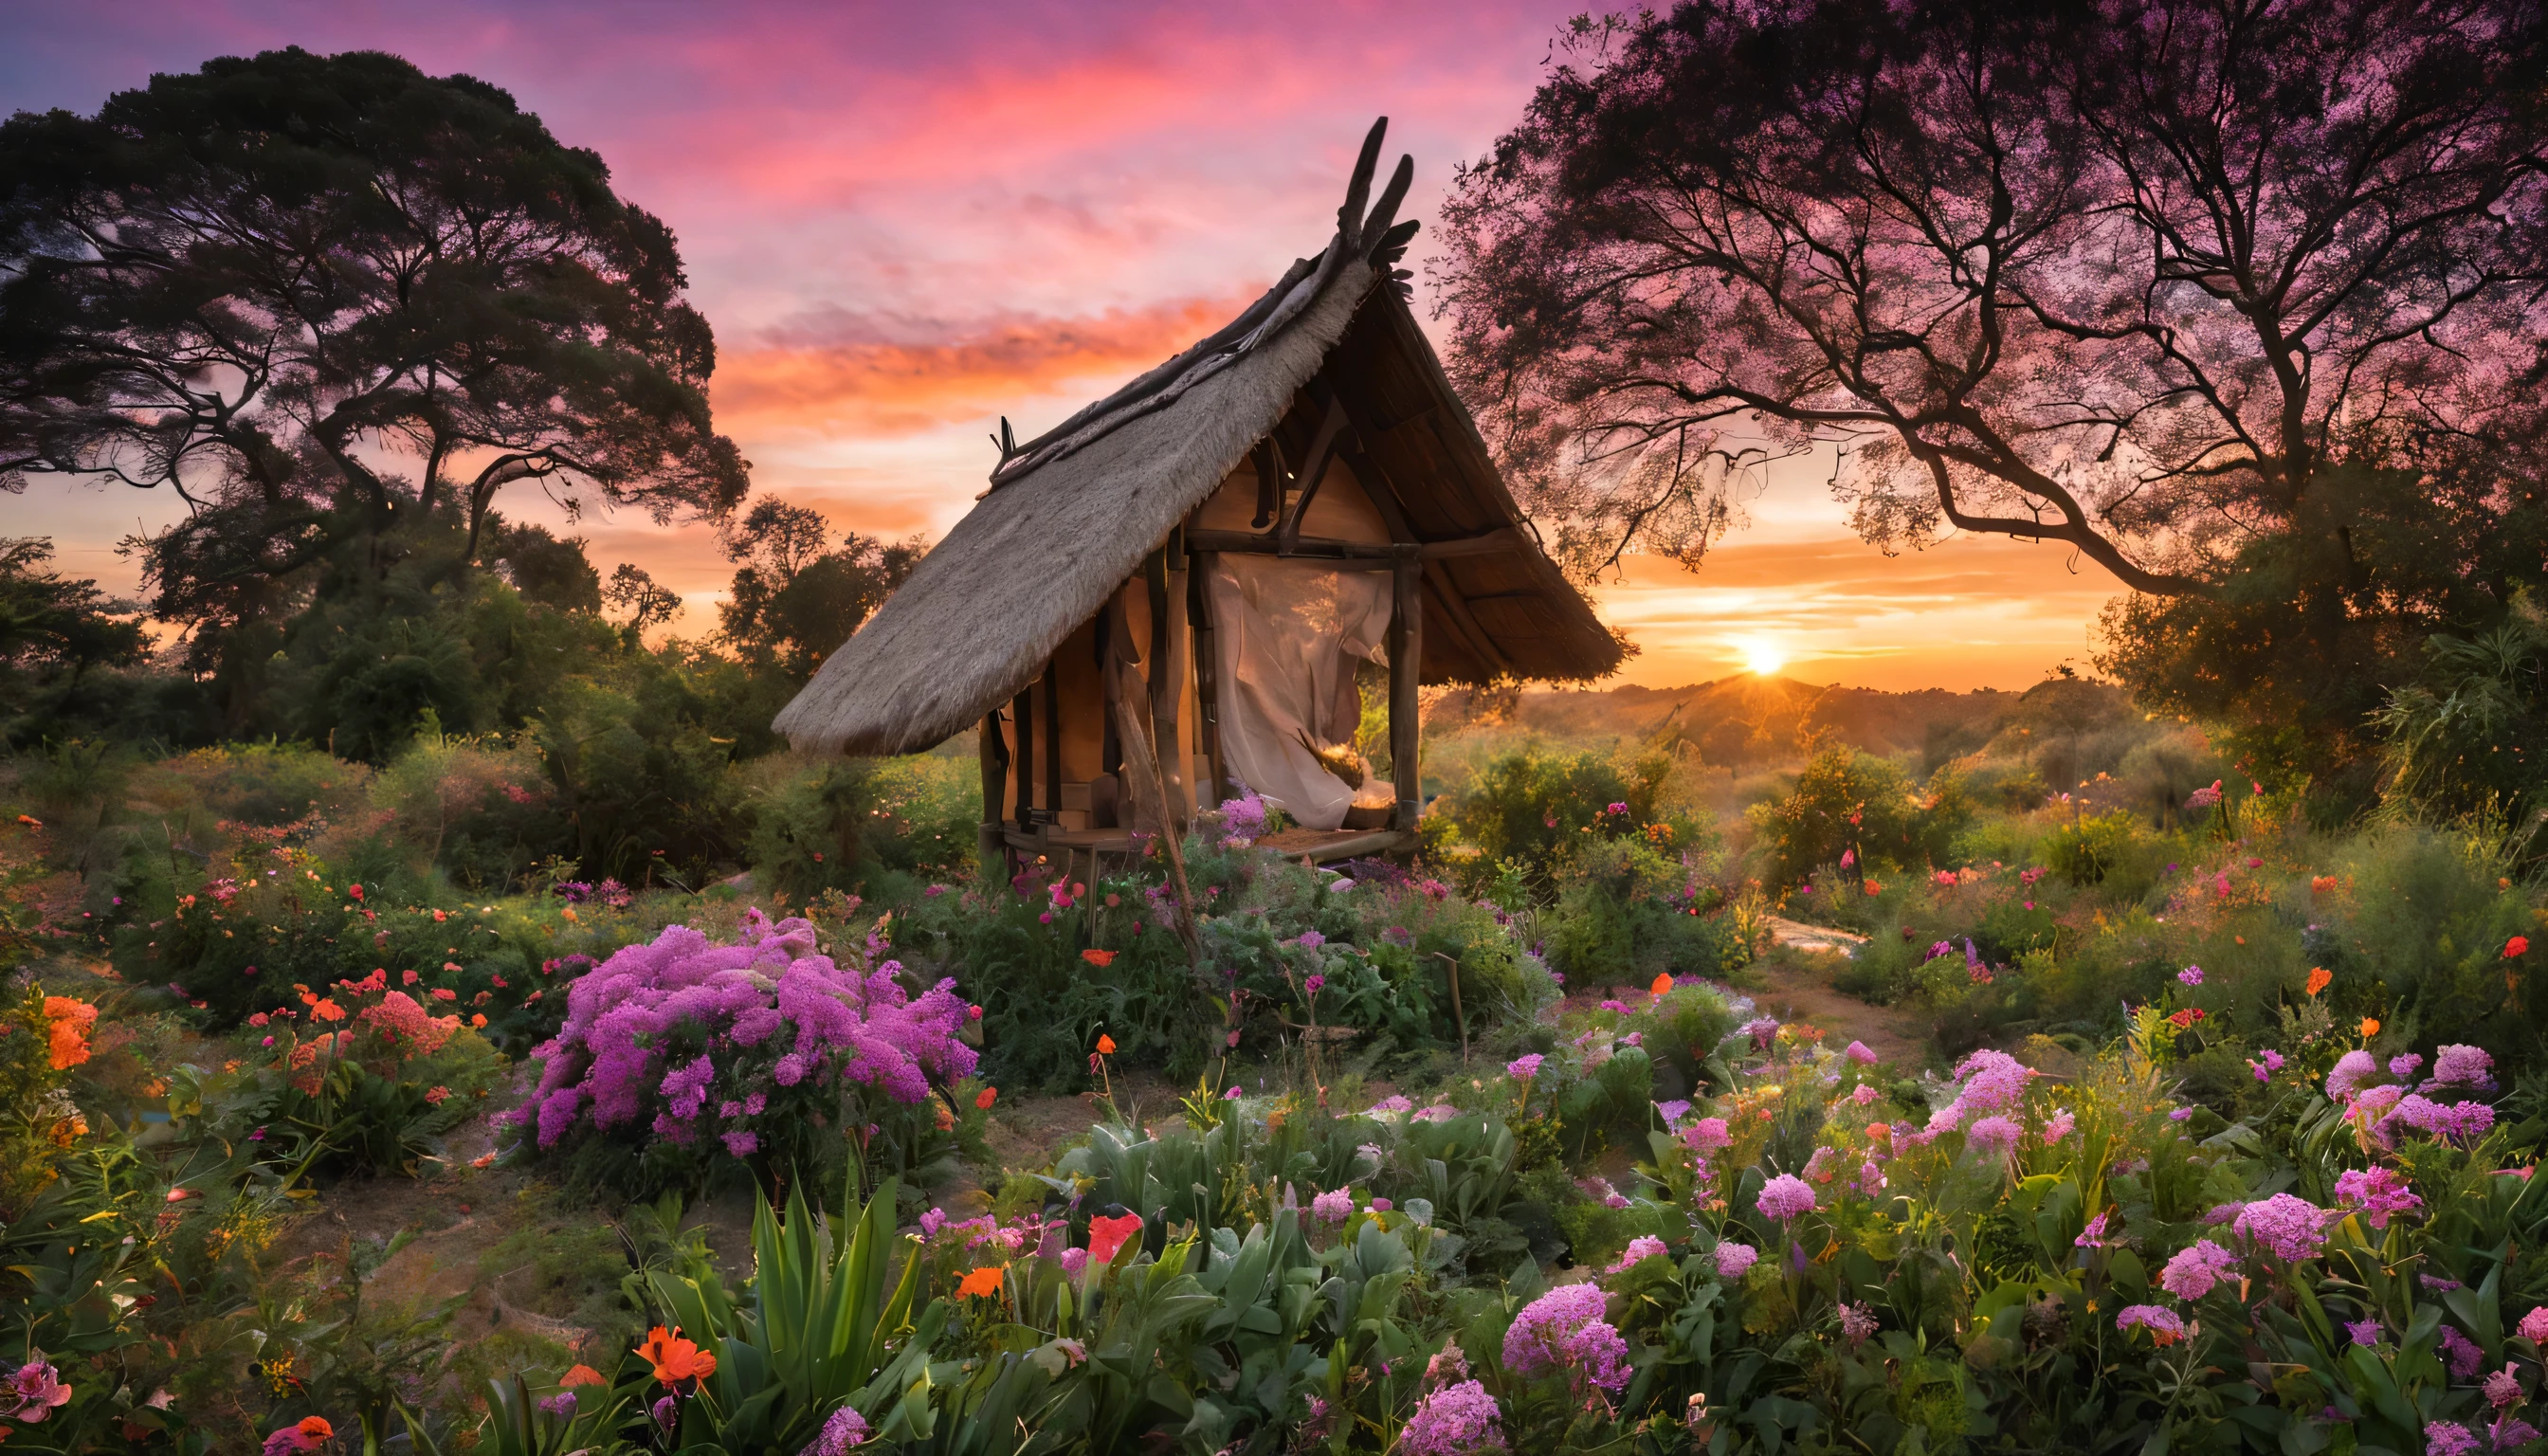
[511,909,976,1185]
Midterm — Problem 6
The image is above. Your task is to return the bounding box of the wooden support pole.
[1041,664,1062,823]
[1389,546,1422,833]
[1011,687,1034,828]
[978,711,1007,875]
[1145,543,1188,827]
[1106,624,1202,967]
[1188,550,1226,807]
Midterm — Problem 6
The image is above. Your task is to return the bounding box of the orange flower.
[1864,880,1884,895]
[2304,967,2332,997]
[297,1416,335,1446]
[1081,948,1118,968]
[471,1013,488,1028]
[1649,974,1673,999]
[310,998,346,1023]
[1087,1211,1144,1265]
[975,1086,998,1110]
[956,1265,1008,1298]
[1096,1033,1117,1056]
[2359,1017,2380,1037]
[633,1325,717,1387]
[42,996,96,1070]
[1866,1122,1891,1144]
[559,1364,608,1388]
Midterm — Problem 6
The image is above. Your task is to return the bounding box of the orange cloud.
[711,295,1252,439]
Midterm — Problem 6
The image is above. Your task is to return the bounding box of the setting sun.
[1740,639,1787,676]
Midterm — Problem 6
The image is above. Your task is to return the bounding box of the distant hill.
[1435,676,2044,770]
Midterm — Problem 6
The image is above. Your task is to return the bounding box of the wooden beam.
[1424,571,1514,678]
[1338,441,1418,544]
[1186,528,1396,563]
[1277,394,1349,554]
[1390,545,1422,832]
[1420,526,1529,560]
[1250,439,1283,529]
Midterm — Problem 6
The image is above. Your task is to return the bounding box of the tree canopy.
[0,46,749,700]
[715,498,923,683]
[1434,0,2548,592]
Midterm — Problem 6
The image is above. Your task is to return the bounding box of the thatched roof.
[774,120,1622,757]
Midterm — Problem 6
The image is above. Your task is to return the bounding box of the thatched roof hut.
[774,118,1621,871]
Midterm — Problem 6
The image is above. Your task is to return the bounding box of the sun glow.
[1740,639,1788,676]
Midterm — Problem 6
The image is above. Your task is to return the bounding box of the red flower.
[975,1086,997,1110]
[2509,936,2530,958]
[1087,1212,1144,1265]
[1081,948,1118,968]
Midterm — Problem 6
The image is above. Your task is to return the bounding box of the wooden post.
[1146,543,1188,827]
[1011,687,1034,828]
[978,711,1006,876]
[1041,664,1062,828]
[1106,633,1202,967]
[1389,546,1422,833]
[1188,549,1226,807]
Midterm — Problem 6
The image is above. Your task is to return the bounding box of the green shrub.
[1748,746,1970,886]
[2046,809,2139,884]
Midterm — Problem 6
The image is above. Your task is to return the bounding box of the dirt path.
[1747,919,1931,1068]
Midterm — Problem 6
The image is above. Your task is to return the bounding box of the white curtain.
[1204,555,1395,831]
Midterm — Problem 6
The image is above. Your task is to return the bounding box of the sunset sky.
[3,1,2120,692]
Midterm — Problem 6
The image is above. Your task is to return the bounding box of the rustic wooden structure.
[773,119,1621,877]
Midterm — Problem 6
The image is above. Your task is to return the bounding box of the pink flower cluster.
[2333,1166,2424,1228]
[2157,1240,2238,1300]
[1399,1380,1505,1455]
[1756,1173,1818,1220]
[1927,1049,2032,1134]
[2232,1193,2330,1262]
[519,911,976,1153]
[1502,1283,1630,1395]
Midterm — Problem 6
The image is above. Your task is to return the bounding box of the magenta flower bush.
[1399,1380,1505,1455]
[511,910,977,1181]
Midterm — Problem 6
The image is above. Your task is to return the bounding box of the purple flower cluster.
[2157,1240,2239,1300]
[2430,1044,2498,1091]
[1965,1115,2022,1160]
[1756,1174,1818,1221]
[2116,1304,2185,1341]
[1216,786,1270,842]
[2333,1166,2424,1228]
[1927,1049,2033,1133]
[1502,1283,1629,1393]
[2384,1095,2496,1144]
[2325,1050,2381,1101]
[801,1405,871,1455]
[1713,1242,1759,1280]
[2232,1193,2330,1262]
[519,911,977,1155]
[1398,1380,1505,1456]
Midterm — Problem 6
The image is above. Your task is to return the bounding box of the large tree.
[1435,0,2548,592]
[0,47,748,718]
[715,498,922,682]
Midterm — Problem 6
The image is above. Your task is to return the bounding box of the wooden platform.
[1001,824,1414,878]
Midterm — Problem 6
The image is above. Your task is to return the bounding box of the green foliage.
[1542,835,1727,990]
[716,498,925,682]
[1749,745,1971,885]
[1447,744,1685,888]
[2044,809,2138,884]
[745,754,976,902]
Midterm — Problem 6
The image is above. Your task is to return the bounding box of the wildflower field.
[3,694,2547,1456]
